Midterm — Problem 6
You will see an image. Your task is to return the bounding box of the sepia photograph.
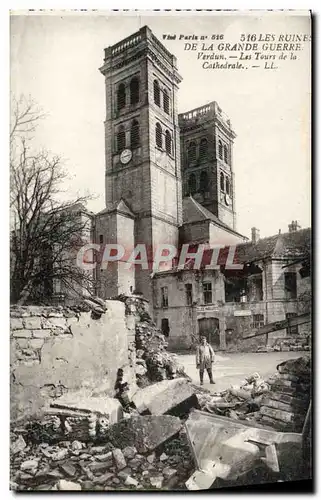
[9,10,312,492]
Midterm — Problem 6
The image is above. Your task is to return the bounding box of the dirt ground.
[176,351,306,393]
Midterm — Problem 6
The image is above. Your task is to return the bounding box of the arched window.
[218,140,223,160]
[130,119,140,149]
[130,77,140,106]
[220,172,225,191]
[188,141,197,163]
[155,122,162,148]
[188,173,197,194]
[165,130,172,155]
[226,177,230,195]
[223,144,229,164]
[117,83,126,111]
[117,125,126,152]
[154,80,160,107]
[163,88,170,114]
[199,138,208,162]
[200,171,209,193]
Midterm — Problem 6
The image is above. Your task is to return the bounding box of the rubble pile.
[196,372,270,425]
[10,353,311,491]
[257,336,311,353]
[116,294,186,385]
[135,321,179,382]
[260,356,311,432]
[195,356,311,434]
[10,419,194,491]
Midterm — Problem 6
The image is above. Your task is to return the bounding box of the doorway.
[161,318,170,338]
[198,317,220,349]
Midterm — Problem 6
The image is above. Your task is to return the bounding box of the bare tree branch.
[10,95,96,305]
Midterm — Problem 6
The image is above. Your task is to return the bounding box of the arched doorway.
[198,317,220,349]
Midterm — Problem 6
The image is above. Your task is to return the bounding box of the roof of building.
[153,226,311,278]
[182,196,246,239]
[235,227,311,264]
[96,199,135,219]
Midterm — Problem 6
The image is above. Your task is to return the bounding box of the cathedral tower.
[179,102,237,230]
[99,26,183,303]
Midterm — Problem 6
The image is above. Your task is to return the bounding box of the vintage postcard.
[10,10,311,492]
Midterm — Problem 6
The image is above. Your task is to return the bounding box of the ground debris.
[184,409,306,490]
[10,356,310,491]
[194,357,311,433]
[10,416,193,491]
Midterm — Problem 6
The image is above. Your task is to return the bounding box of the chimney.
[288,220,301,233]
[251,227,260,244]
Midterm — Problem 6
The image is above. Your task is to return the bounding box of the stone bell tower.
[98,26,183,303]
[179,102,237,230]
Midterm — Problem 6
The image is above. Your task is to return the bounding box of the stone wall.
[10,301,136,421]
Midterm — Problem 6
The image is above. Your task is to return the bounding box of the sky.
[10,11,311,238]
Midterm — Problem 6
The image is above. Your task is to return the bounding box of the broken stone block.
[20,459,39,476]
[122,446,137,459]
[35,467,63,481]
[117,470,129,480]
[260,406,296,424]
[150,475,164,488]
[147,453,156,464]
[186,469,216,490]
[159,452,168,461]
[163,467,177,479]
[112,448,127,470]
[90,445,109,454]
[132,378,197,416]
[51,395,123,425]
[92,472,114,485]
[59,463,76,477]
[89,462,112,473]
[57,479,81,490]
[263,444,280,473]
[11,435,26,455]
[52,448,69,461]
[124,475,139,487]
[106,415,182,454]
[128,458,141,470]
[96,451,113,464]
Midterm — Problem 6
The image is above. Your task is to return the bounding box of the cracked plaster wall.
[10,301,135,421]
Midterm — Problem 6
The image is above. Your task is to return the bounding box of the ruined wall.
[10,301,136,421]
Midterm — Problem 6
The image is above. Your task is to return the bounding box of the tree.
[10,95,95,305]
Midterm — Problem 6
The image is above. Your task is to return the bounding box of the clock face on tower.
[120,149,132,165]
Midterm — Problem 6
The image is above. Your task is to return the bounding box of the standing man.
[196,336,215,385]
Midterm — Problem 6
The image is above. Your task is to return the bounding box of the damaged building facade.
[153,223,311,350]
[51,26,310,351]
[93,26,310,350]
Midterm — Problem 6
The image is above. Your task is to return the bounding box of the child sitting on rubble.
[114,368,137,414]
